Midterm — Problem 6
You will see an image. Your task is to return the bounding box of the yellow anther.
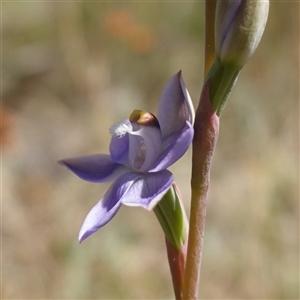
[129,110,159,127]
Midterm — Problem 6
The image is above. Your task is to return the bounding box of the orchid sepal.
[59,154,129,183]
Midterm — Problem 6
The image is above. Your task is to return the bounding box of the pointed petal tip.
[171,70,195,125]
[157,71,194,138]
[58,158,75,171]
[78,231,89,244]
[179,74,195,125]
[58,159,67,166]
[78,223,102,243]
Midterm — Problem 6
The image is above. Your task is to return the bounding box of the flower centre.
[128,110,160,171]
[110,109,161,172]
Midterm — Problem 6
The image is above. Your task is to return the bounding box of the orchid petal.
[79,172,141,242]
[149,121,194,172]
[128,125,162,172]
[59,154,127,182]
[110,133,131,167]
[157,71,195,139]
[121,170,173,210]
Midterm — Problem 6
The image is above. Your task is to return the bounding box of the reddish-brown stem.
[182,1,217,298]
[182,82,219,299]
[166,238,188,300]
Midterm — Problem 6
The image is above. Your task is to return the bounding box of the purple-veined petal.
[157,71,194,139]
[149,121,194,172]
[128,125,162,172]
[121,170,174,210]
[79,172,141,242]
[59,154,128,182]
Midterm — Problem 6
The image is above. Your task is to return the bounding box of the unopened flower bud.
[215,0,269,67]
[205,0,269,115]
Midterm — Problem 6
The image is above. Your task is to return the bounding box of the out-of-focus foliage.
[2,2,299,299]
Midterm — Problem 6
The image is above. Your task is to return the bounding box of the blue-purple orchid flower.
[59,71,194,242]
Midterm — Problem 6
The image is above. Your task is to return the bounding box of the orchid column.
[183,1,269,299]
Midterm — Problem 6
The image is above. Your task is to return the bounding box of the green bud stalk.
[206,58,240,116]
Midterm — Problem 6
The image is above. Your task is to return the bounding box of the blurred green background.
[2,2,299,299]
